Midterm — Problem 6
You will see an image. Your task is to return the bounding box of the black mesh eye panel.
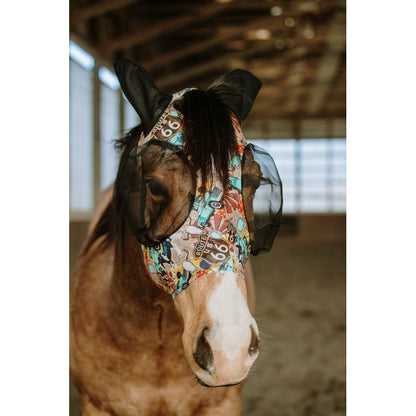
[119,139,196,246]
[242,143,283,255]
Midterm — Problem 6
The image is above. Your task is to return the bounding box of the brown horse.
[70,60,282,415]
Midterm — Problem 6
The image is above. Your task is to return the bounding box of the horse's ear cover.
[114,60,172,136]
[242,144,283,255]
[220,69,262,121]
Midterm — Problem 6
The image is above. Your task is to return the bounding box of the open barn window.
[70,42,139,219]
[69,47,94,217]
[251,139,346,213]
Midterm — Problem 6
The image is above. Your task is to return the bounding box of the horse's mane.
[178,82,240,189]
[82,82,243,256]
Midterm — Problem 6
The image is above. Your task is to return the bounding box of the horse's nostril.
[248,325,260,355]
[193,327,214,373]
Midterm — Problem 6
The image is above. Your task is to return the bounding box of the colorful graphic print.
[140,89,251,297]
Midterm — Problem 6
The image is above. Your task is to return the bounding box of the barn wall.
[295,214,345,241]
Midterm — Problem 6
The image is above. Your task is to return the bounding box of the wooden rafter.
[100,3,231,54]
[70,0,137,25]
[156,39,277,90]
[305,10,345,115]
[144,15,283,72]
[68,0,346,123]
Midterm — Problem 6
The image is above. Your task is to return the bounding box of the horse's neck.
[108,228,179,340]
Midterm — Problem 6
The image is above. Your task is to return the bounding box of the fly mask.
[114,60,283,298]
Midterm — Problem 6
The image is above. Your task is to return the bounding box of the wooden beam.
[322,62,345,114]
[305,10,345,115]
[250,74,346,118]
[144,15,282,71]
[123,0,312,15]
[92,66,101,206]
[70,0,137,25]
[243,116,346,139]
[100,3,230,54]
[249,108,346,120]
[144,0,288,12]
[258,83,346,98]
[156,39,277,90]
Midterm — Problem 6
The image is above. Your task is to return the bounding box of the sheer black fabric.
[117,139,195,246]
[242,143,283,255]
[118,138,282,255]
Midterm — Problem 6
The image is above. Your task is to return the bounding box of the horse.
[70,60,282,416]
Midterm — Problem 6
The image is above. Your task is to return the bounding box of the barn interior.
[69,0,346,414]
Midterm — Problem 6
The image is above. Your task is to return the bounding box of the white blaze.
[206,272,257,361]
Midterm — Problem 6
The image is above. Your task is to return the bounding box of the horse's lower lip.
[196,377,242,388]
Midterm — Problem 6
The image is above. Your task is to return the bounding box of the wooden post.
[294,118,301,214]
[93,66,101,208]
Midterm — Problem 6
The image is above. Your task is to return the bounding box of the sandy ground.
[70,233,345,416]
[242,238,346,416]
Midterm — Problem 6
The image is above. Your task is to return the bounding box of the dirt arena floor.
[70,217,346,416]
[241,238,346,416]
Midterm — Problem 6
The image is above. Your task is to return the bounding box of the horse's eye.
[147,179,167,197]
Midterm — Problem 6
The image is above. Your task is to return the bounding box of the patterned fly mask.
[114,60,283,298]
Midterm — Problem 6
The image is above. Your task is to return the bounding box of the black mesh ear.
[219,69,262,121]
[114,60,172,136]
[242,143,283,255]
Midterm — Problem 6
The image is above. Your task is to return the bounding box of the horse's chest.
[82,327,203,415]
[97,351,214,416]
[117,383,200,416]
